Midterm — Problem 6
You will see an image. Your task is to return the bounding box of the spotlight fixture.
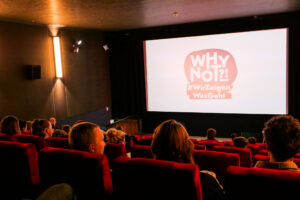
[73,40,83,53]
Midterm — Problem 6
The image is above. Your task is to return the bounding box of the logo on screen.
[184,49,237,99]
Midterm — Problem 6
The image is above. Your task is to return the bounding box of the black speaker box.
[26,65,41,80]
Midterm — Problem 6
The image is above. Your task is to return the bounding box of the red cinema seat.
[260,149,269,156]
[12,134,45,150]
[131,144,153,158]
[256,143,267,150]
[45,137,69,149]
[104,142,127,167]
[213,146,252,167]
[247,144,260,156]
[0,141,40,199]
[253,154,300,168]
[194,144,206,150]
[225,166,300,200]
[0,133,11,141]
[193,150,240,184]
[39,147,113,200]
[223,141,234,146]
[136,135,152,146]
[198,141,224,150]
[113,156,202,200]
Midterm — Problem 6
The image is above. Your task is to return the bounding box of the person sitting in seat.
[52,129,68,138]
[69,122,106,154]
[247,136,257,144]
[105,128,126,144]
[0,115,21,136]
[255,115,300,172]
[32,119,53,139]
[205,128,217,141]
[233,136,248,148]
[151,119,225,200]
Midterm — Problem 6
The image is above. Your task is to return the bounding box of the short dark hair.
[52,129,68,138]
[233,136,248,148]
[69,122,98,151]
[206,128,216,140]
[248,137,257,144]
[263,115,300,162]
[230,133,239,140]
[61,124,71,134]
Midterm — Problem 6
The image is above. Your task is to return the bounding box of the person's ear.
[89,144,96,153]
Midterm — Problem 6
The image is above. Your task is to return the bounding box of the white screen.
[144,28,288,114]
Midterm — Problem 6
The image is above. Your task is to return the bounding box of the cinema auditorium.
[0,1,300,199]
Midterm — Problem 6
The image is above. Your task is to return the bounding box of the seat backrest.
[39,147,113,200]
[130,144,153,158]
[225,166,300,200]
[136,135,152,146]
[253,154,300,168]
[259,149,269,156]
[198,141,224,150]
[193,150,240,185]
[0,133,11,141]
[0,141,40,199]
[194,144,206,150]
[12,134,45,150]
[113,157,202,200]
[104,142,127,167]
[213,146,252,167]
[45,137,69,149]
[247,144,260,156]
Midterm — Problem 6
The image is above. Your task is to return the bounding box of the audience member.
[26,120,33,134]
[230,133,239,141]
[52,129,68,138]
[248,136,257,144]
[206,128,217,140]
[0,115,21,136]
[105,128,126,144]
[61,124,71,134]
[19,119,27,133]
[32,119,53,139]
[233,136,248,148]
[151,119,225,200]
[255,115,300,172]
[49,117,58,129]
[69,122,106,154]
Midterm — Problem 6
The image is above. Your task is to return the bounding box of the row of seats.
[1,140,300,200]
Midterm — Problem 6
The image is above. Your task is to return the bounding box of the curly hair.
[263,115,300,162]
[151,120,194,164]
[105,128,125,144]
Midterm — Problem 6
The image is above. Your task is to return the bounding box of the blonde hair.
[105,128,126,144]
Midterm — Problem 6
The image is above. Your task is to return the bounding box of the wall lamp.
[73,40,82,53]
[53,36,63,78]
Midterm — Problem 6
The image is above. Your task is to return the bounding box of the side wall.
[0,21,111,122]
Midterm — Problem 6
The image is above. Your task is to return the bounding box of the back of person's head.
[233,136,249,148]
[69,122,105,154]
[26,121,33,130]
[206,128,217,140]
[248,136,257,144]
[61,124,71,134]
[230,133,239,141]
[0,115,21,135]
[151,119,194,164]
[105,128,126,144]
[263,115,300,162]
[19,120,27,133]
[52,129,68,138]
[32,119,52,138]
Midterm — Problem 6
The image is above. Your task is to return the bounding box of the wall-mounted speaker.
[26,65,41,80]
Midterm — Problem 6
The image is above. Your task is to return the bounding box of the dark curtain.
[107,36,146,119]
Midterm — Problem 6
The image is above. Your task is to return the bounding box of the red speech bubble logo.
[184,49,237,99]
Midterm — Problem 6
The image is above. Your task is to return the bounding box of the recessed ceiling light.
[173,12,179,17]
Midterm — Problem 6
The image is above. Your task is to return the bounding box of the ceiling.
[0,0,299,31]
